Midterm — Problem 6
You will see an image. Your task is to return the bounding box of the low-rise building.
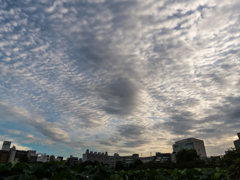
[37,153,50,162]
[66,155,79,166]
[119,154,139,167]
[57,156,63,162]
[82,149,109,164]
[28,150,38,162]
[155,152,171,163]
[0,150,9,163]
[139,156,154,163]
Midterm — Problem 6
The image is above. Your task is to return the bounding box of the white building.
[37,153,50,162]
[172,137,207,158]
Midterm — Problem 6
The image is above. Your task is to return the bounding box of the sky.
[0,0,240,159]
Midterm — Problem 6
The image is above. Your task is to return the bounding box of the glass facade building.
[173,142,194,153]
[172,138,207,158]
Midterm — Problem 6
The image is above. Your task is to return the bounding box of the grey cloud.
[123,140,150,148]
[118,124,147,139]
[98,135,122,146]
[175,98,200,107]
[0,102,87,147]
[197,129,216,133]
[100,77,140,116]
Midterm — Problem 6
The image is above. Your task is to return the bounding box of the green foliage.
[219,147,240,167]
[19,155,30,163]
[50,171,76,180]
[134,159,143,167]
[175,148,200,163]
[115,161,124,171]
[0,160,234,180]
[228,158,240,179]
[109,174,124,180]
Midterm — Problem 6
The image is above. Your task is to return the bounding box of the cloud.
[0,0,240,157]
[118,124,147,139]
[0,101,87,148]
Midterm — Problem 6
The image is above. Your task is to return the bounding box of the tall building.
[172,137,207,158]
[2,141,11,151]
[233,133,240,149]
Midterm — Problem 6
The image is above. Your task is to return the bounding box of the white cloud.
[0,0,239,156]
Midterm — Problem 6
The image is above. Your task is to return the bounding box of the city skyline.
[0,0,240,158]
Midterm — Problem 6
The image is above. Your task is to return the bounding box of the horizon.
[0,0,240,158]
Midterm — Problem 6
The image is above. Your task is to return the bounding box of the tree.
[220,147,240,167]
[134,159,143,166]
[19,155,30,163]
[115,161,124,171]
[175,148,200,163]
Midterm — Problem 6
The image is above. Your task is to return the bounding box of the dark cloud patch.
[163,119,194,135]
[98,135,122,146]
[220,64,234,70]
[197,129,216,133]
[118,124,147,139]
[100,77,139,116]
[123,140,150,148]
[207,73,228,86]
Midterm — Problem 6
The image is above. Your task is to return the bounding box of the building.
[0,150,9,163]
[233,133,240,149]
[1,141,11,151]
[66,155,79,166]
[57,156,63,162]
[8,146,17,162]
[139,156,155,163]
[28,150,38,162]
[155,152,171,163]
[172,137,207,158]
[37,153,50,162]
[119,154,139,167]
[50,155,55,161]
[82,149,109,164]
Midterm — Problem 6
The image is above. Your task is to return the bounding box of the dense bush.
[0,160,230,180]
[219,147,240,167]
[228,158,240,180]
[175,148,200,163]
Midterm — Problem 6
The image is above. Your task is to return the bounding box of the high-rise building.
[172,137,207,158]
[2,141,11,151]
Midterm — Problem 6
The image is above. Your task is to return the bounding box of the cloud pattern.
[0,0,240,157]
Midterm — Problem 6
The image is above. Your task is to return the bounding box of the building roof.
[174,137,203,144]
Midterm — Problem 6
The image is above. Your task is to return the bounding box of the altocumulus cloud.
[0,0,240,157]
